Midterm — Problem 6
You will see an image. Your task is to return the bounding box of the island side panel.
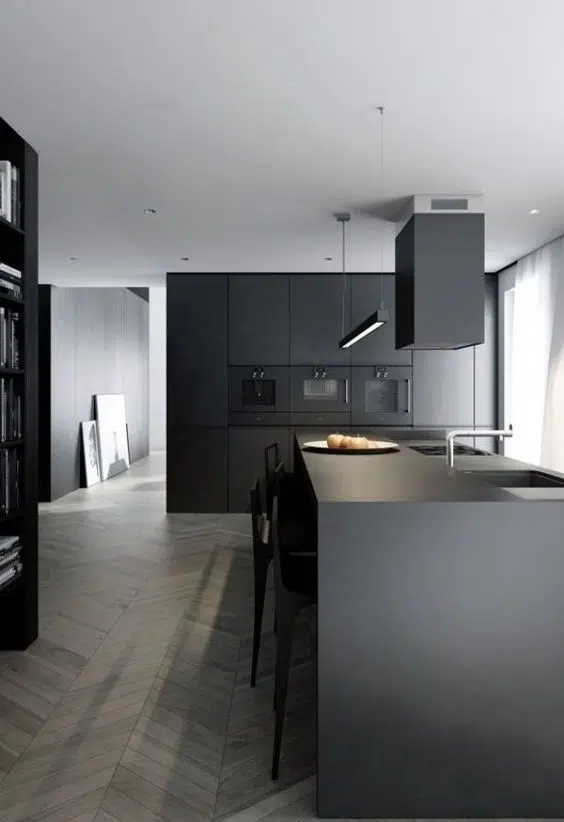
[317,500,564,818]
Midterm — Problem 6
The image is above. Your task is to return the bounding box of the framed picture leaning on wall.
[81,420,102,487]
[95,393,131,480]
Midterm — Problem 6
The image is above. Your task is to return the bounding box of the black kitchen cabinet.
[290,275,351,365]
[475,276,497,427]
[229,427,290,512]
[412,347,475,427]
[350,275,412,365]
[167,426,228,513]
[229,275,290,365]
[167,274,228,426]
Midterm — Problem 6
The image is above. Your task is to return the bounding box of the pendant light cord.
[341,218,347,337]
[378,105,385,310]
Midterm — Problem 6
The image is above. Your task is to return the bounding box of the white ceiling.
[1,0,563,285]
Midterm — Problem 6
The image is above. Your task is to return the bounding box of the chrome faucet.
[446,425,513,467]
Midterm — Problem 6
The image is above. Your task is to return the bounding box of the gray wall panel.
[42,286,149,501]
[475,275,498,427]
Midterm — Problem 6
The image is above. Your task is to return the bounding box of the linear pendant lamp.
[338,105,389,350]
[339,307,389,348]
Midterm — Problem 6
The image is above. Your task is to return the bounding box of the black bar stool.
[249,476,272,688]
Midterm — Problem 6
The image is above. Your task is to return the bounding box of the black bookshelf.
[0,118,38,650]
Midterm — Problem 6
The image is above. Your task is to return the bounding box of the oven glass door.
[291,367,350,414]
[351,367,412,425]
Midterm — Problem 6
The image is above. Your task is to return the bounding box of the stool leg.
[272,602,298,780]
[251,558,269,687]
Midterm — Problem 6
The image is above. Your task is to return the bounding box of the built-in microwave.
[229,366,290,425]
[351,366,412,426]
[290,366,351,426]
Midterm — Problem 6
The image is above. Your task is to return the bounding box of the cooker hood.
[395,195,485,350]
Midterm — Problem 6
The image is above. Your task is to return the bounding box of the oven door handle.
[405,378,412,414]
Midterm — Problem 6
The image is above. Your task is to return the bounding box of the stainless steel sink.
[461,470,564,488]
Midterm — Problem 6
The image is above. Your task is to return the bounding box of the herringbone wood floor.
[0,454,318,822]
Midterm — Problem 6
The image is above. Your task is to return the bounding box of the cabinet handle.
[405,378,411,414]
[344,378,349,405]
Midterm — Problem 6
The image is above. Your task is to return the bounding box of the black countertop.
[295,430,564,503]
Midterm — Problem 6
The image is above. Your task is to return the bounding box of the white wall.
[149,287,166,452]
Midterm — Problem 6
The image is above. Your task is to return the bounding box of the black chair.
[250,476,272,688]
[271,494,317,780]
[250,464,317,686]
[268,459,316,558]
[264,442,281,520]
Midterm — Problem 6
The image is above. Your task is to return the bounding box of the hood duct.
[395,194,485,350]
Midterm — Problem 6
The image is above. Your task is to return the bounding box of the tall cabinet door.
[229,275,289,365]
[350,275,412,365]
[167,426,227,513]
[412,348,475,428]
[290,275,351,365]
[167,274,228,426]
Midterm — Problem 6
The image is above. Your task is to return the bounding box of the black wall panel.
[167,274,228,426]
[40,286,150,501]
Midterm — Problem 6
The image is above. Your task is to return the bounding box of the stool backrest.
[266,459,285,520]
[250,476,270,551]
[270,494,284,593]
[264,442,280,483]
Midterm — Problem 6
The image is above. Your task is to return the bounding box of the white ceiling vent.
[430,197,469,211]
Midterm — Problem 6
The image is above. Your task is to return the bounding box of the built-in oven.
[229,366,290,425]
[351,366,412,426]
[290,366,351,426]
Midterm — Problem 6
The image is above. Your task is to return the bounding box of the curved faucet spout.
[446,426,513,467]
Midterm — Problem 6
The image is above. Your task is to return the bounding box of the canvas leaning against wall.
[81,420,101,487]
[95,393,131,480]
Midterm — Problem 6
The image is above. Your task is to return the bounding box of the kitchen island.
[294,432,564,818]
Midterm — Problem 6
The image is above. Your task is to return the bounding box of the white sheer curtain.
[506,240,560,466]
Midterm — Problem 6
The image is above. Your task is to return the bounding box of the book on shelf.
[0,561,22,591]
[0,546,20,571]
[0,278,22,299]
[0,535,19,553]
[0,307,21,370]
[0,263,22,281]
[0,161,21,227]
[0,378,23,441]
[0,447,21,514]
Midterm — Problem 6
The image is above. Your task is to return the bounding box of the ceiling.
[1,0,563,285]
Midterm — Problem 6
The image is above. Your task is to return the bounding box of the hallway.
[0,455,316,822]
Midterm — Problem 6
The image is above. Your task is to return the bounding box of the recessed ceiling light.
[324,256,333,261]
[69,256,78,261]
[143,208,157,215]
[529,208,540,215]
[180,256,190,261]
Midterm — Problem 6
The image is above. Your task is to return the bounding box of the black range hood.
[395,195,485,350]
